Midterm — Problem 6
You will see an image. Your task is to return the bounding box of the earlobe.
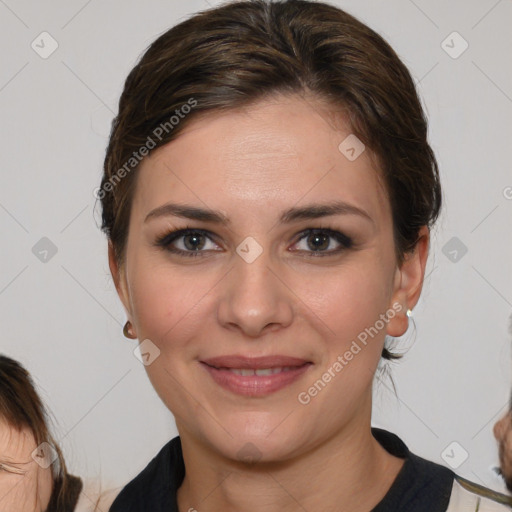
[386,280,409,337]
[386,226,430,337]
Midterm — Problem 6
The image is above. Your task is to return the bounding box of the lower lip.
[200,362,312,397]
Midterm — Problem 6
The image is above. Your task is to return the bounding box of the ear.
[108,240,133,320]
[386,226,430,337]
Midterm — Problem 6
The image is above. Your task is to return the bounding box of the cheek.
[300,259,393,339]
[127,260,222,405]
[37,467,53,510]
[128,259,214,341]
[0,472,37,511]
[129,247,394,349]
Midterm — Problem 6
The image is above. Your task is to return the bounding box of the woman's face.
[0,420,53,512]
[111,94,427,462]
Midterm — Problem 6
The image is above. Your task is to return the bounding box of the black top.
[109,428,457,511]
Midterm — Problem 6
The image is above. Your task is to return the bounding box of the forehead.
[0,419,36,462]
[133,94,390,222]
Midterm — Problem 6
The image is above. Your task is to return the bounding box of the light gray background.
[1,0,511,496]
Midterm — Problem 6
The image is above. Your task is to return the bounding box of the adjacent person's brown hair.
[98,0,442,360]
[0,355,83,511]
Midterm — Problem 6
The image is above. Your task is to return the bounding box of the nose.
[216,250,294,338]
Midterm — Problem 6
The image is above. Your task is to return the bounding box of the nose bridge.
[217,244,293,335]
[231,246,278,309]
[236,250,273,298]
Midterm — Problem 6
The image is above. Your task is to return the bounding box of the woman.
[99,1,512,510]
[0,355,82,511]
[0,355,118,511]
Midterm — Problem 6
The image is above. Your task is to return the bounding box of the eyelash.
[155,226,353,258]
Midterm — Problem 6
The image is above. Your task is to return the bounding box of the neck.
[176,418,404,512]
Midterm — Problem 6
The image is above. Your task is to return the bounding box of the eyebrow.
[144,200,373,225]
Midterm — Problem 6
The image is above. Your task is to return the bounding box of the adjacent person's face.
[0,420,53,512]
[494,413,512,491]
[111,94,426,462]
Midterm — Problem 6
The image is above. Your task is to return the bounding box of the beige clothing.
[446,477,512,511]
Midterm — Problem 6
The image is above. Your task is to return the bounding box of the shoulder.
[371,428,511,512]
[109,436,183,512]
[445,476,512,511]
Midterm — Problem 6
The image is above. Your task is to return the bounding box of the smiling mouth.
[201,354,311,369]
[199,356,312,396]
[222,366,303,376]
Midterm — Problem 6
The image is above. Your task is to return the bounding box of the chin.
[226,434,297,465]
[195,410,310,465]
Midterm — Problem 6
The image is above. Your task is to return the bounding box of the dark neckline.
[168,428,455,512]
[109,427,457,511]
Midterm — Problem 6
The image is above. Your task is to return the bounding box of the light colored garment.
[446,477,512,511]
[74,480,121,512]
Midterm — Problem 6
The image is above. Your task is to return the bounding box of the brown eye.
[306,232,330,251]
[182,232,207,251]
[291,229,353,256]
[155,228,222,258]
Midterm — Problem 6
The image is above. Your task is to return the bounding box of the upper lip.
[201,355,311,369]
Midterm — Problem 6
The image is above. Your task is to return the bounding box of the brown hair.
[99,0,441,360]
[0,355,82,511]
